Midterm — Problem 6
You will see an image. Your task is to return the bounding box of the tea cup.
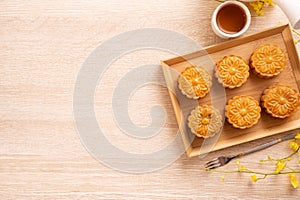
[211,1,251,39]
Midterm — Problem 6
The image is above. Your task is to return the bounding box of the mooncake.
[261,84,300,118]
[250,43,287,78]
[178,66,212,99]
[215,55,250,89]
[188,105,223,138]
[226,95,261,129]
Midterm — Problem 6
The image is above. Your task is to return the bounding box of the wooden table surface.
[1,0,300,199]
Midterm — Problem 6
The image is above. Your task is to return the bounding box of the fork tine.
[206,162,222,170]
[204,157,219,167]
[204,160,221,169]
[204,161,218,169]
[204,158,221,169]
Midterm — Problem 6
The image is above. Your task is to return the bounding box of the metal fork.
[204,132,297,170]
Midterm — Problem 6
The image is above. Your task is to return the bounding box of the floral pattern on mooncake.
[188,105,222,138]
[261,84,300,118]
[226,96,261,129]
[215,55,250,89]
[178,66,212,99]
[250,43,287,78]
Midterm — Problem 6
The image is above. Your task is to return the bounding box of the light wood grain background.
[1,0,300,199]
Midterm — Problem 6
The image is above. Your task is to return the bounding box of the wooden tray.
[161,24,300,157]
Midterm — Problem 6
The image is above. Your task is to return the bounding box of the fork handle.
[235,132,297,158]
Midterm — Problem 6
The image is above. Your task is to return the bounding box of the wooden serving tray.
[161,24,300,157]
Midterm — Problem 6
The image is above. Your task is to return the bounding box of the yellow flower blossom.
[289,141,299,151]
[264,0,275,5]
[222,175,225,181]
[268,155,272,160]
[249,1,265,15]
[295,133,300,139]
[289,174,299,189]
[235,159,247,171]
[251,175,258,182]
[249,0,275,15]
[275,160,285,174]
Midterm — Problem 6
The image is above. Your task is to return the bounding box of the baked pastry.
[178,66,212,99]
[250,43,287,78]
[226,96,261,129]
[261,84,300,118]
[215,55,250,89]
[188,105,222,138]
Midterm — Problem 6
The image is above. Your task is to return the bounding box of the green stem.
[281,147,299,160]
[257,174,268,181]
[206,169,300,176]
[292,29,300,37]
[286,166,296,172]
[260,146,299,162]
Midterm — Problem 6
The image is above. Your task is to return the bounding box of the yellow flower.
[249,0,275,15]
[275,160,285,174]
[240,166,247,171]
[289,174,299,189]
[251,175,258,182]
[295,133,300,139]
[268,155,272,160]
[264,0,275,5]
[289,141,299,151]
[235,159,247,171]
[221,175,225,181]
[249,1,265,15]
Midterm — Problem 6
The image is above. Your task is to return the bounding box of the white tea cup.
[211,1,251,39]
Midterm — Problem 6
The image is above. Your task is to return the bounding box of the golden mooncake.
[250,43,287,78]
[226,96,261,129]
[178,66,212,99]
[188,105,222,138]
[261,84,300,118]
[215,55,250,89]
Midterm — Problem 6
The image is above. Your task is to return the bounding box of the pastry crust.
[215,55,250,89]
[261,84,300,118]
[178,66,212,99]
[226,95,261,129]
[250,44,287,78]
[188,105,222,138]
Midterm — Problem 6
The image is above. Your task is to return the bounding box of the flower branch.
[206,133,300,188]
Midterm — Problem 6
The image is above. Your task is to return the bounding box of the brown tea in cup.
[216,4,247,34]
